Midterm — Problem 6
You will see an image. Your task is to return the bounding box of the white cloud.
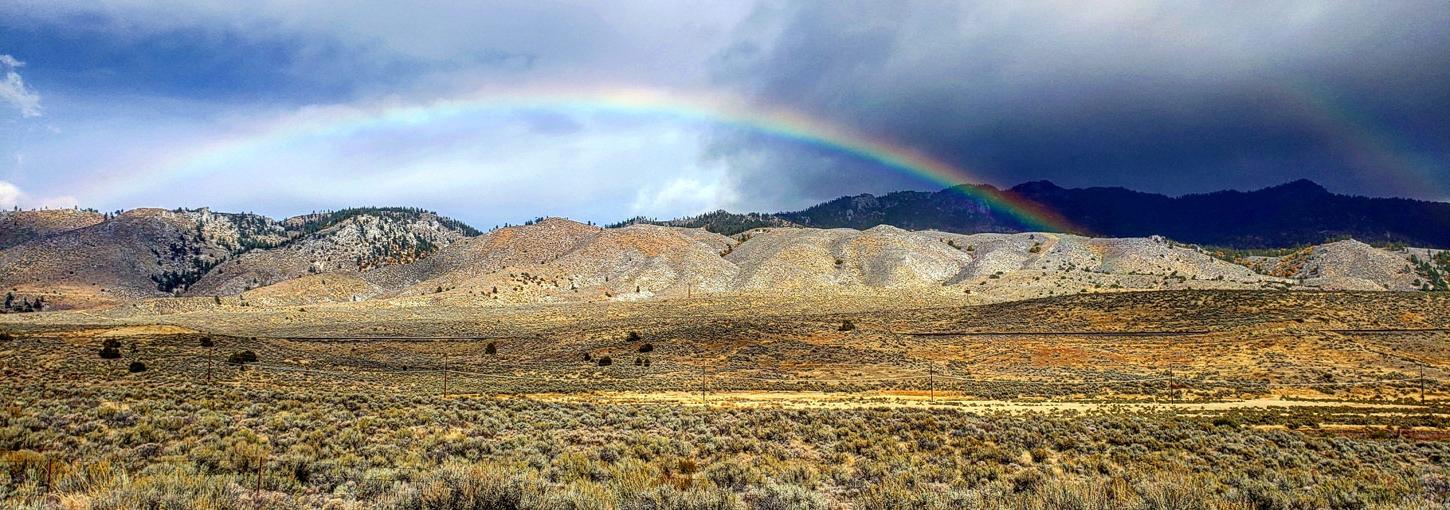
[0,180,76,209]
[0,181,20,208]
[0,54,42,118]
[630,172,736,219]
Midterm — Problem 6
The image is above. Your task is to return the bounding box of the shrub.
[128,361,147,373]
[597,356,612,367]
[199,337,214,348]
[0,332,12,342]
[228,350,259,364]
[638,343,654,353]
[838,320,856,332]
[485,342,497,355]
[100,338,122,359]
[627,331,642,342]
[583,353,592,362]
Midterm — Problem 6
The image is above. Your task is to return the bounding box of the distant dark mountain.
[611,210,798,234]
[776,185,1020,233]
[1010,179,1450,248]
[629,180,1450,248]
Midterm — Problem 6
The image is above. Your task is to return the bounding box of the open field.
[3,290,1450,508]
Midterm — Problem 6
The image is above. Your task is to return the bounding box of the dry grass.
[2,289,1449,508]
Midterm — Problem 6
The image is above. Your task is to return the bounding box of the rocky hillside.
[345,217,1444,304]
[293,219,1446,307]
[0,207,477,309]
[0,209,105,249]
[4,208,1446,311]
[0,208,276,305]
[187,208,474,296]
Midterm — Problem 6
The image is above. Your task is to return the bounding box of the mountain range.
[625,179,1450,248]
[2,180,1448,312]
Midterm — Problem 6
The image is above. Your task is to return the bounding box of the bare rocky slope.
[4,210,1448,310]
[0,209,105,249]
[187,209,472,297]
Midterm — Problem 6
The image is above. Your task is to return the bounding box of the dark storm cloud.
[707,1,1450,204]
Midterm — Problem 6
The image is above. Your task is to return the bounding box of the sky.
[1,1,1448,228]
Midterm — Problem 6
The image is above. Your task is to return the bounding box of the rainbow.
[1272,81,1444,197]
[98,86,1080,232]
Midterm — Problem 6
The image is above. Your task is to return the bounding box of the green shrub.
[228,350,258,364]
[128,361,147,373]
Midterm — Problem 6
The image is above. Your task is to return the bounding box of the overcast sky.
[1,1,1448,227]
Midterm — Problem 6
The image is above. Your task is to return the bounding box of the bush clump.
[100,339,122,359]
[199,337,214,348]
[127,361,147,373]
[485,342,497,355]
[228,350,259,364]
[638,343,654,353]
[838,320,856,332]
[597,356,613,367]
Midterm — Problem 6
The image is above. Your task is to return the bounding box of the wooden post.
[44,457,54,492]
[928,365,935,401]
[442,357,449,398]
[1421,367,1426,404]
[255,451,267,497]
[700,365,707,405]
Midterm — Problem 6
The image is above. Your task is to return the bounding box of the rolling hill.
[3,181,1449,311]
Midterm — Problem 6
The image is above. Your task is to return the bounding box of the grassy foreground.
[3,378,1448,509]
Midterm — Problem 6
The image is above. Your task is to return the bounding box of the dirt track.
[520,390,1436,413]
